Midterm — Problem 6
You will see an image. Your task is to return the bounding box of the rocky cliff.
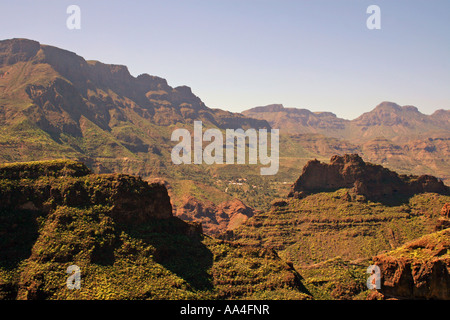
[289,154,449,202]
[371,228,450,300]
[0,160,173,224]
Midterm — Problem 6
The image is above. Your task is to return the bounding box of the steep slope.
[0,38,269,169]
[0,160,309,300]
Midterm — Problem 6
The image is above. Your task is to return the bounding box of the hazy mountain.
[243,102,449,141]
[243,104,348,136]
[243,103,450,182]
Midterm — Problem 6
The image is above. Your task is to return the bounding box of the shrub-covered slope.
[229,155,450,299]
[0,160,309,300]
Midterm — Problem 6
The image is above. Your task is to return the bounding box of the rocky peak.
[329,153,365,166]
[136,73,170,91]
[353,101,427,127]
[374,101,402,111]
[0,38,41,66]
[289,154,449,201]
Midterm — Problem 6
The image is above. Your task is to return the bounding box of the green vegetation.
[387,228,450,262]
[0,159,91,179]
[0,160,309,300]
[230,188,450,299]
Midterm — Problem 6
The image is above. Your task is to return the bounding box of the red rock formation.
[289,154,449,201]
[436,203,450,231]
[0,161,173,225]
[175,196,255,235]
[372,229,450,300]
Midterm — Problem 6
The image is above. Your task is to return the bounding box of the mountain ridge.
[243,101,449,136]
[242,102,450,183]
[0,38,270,130]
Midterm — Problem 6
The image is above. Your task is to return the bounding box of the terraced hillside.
[229,155,450,299]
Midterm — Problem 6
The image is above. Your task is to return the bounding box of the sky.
[0,0,449,120]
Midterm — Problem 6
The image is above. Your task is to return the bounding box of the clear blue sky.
[1,0,449,119]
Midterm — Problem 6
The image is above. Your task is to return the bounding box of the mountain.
[243,103,450,183]
[243,102,449,141]
[0,38,276,233]
[243,104,348,136]
[288,154,449,202]
[353,102,449,141]
[0,160,309,300]
[0,38,269,168]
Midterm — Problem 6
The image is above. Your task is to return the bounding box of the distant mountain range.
[243,102,449,142]
[243,103,450,183]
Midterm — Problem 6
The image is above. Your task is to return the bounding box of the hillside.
[229,155,450,299]
[0,160,309,300]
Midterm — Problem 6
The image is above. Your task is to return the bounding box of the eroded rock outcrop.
[175,196,255,235]
[371,229,450,300]
[0,160,173,225]
[435,203,450,231]
[289,154,449,201]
